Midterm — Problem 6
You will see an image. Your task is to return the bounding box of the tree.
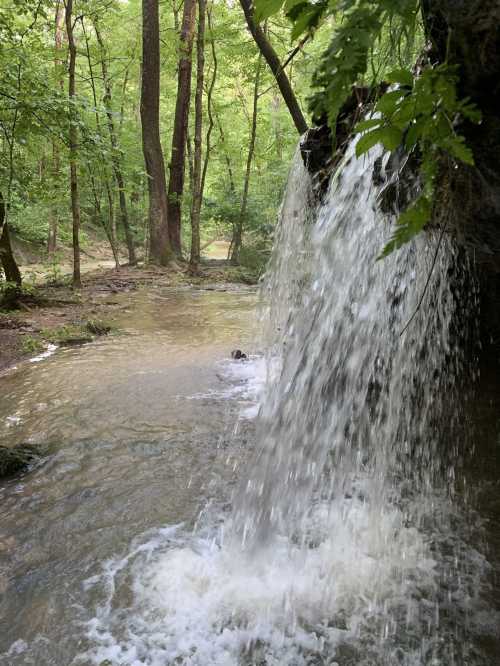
[140,0,173,266]
[0,192,22,285]
[48,0,65,256]
[81,16,120,269]
[238,0,308,135]
[167,0,197,259]
[230,53,263,265]
[189,0,207,271]
[94,18,137,266]
[64,0,82,288]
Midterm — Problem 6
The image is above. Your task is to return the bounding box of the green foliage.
[355,65,481,255]
[19,334,44,355]
[1,0,307,271]
[255,0,481,256]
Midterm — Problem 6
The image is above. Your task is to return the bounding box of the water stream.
[1,143,499,665]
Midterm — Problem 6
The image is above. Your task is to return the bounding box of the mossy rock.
[85,319,112,336]
[0,444,40,479]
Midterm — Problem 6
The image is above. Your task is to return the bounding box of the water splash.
[79,141,496,666]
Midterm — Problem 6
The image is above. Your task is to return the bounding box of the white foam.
[78,491,484,666]
[29,343,58,363]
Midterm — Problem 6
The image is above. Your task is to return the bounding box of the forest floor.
[0,240,258,374]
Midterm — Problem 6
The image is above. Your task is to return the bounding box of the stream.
[0,288,260,665]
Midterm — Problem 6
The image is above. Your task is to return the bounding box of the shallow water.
[0,287,260,664]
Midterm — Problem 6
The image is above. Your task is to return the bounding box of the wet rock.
[301,84,390,197]
[0,443,40,479]
[85,319,112,336]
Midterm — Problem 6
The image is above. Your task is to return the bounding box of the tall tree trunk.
[167,0,197,258]
[189,0,207,271]
[200,6,217,204]
[0,192,22,286]
[215,108,236,195]
[64,0,81,288]
[238,0,308,135]
[94,20,137,266]
[140,0,174,265]
[48,0,65,256]
[230,53,262,266]
[81,17,120,268]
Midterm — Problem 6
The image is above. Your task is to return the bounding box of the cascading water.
[80,139,497,666]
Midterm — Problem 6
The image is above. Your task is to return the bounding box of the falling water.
[79,140,497,665]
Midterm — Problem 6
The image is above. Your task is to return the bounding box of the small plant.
[41,324,93,346]
[44,250,65,285]
[20,335,44,355]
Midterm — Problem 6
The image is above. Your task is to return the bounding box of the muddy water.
[0,288,258,664]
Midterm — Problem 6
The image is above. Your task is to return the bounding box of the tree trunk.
[0,192,22,286]
[64,0,81,289]
[140,0,174,266]
[81,17,120,268]
[215,108,236,194]
[238,0,308,135]
[167,0,197,258]
[89,173,121,269]
[94,20,137,265]
[48,0,65,256]
[230,53,262,266]
[189,0,207,271]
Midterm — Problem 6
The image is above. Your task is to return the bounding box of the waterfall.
[82,139,495,666]
[232,140,467,550]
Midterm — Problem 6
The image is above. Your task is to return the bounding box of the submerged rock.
[0,443,40,479]
[85,319,112,336]
[231,349,247,360]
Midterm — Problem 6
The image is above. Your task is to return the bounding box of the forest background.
[0,0,336,289]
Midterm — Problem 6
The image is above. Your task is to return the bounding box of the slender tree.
[81,19,120,269]
[238,0,307,135]
[94,19,137,266]
[167,0,197,258]
[189,0,207,271]
[140,0,173,265]
[64,0,81,288]
[230,53,263,265]
[48,0,65,256]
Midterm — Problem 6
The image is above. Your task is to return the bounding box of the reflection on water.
[0,288,258,664]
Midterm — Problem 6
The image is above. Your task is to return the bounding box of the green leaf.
[254,0,284,22]
[445,136,475,165]
[386,68,414,87]
[379,196,432,258]
[355,118,381,132]
[379,126,403,151]
[405,118,425,149]
[355,128,382,157]
[376,90,405,115]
